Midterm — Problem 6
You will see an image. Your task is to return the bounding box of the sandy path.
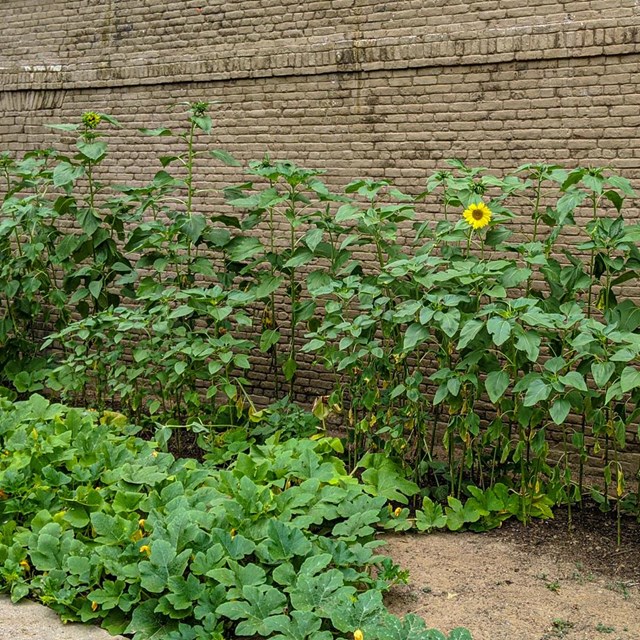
[383,532,640,640]
[0,597,125,640]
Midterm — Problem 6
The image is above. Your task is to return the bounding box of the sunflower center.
[472,208,484,220]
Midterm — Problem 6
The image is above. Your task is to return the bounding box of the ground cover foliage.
[0,394,471,640]
[0,103,640,600]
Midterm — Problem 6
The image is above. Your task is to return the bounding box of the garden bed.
[2,507,637,640]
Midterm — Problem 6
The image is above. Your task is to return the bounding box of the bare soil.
[383,506,640,640]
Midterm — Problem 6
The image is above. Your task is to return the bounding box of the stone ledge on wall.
[1,17,640,93]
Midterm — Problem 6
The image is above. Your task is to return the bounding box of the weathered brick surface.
[1,2,640,470]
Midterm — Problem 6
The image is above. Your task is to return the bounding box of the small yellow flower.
[91,601,99,612]
[139,545,151,555]
[393,507,402,518]
[138,519,146,529]
[152,451,158,458]
[19,560,30,572]
[462,202,492,230]
[354,630,364,640]
[131,529,144,542]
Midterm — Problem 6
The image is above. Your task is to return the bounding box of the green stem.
[586,194,598,318]
[184,121,196,286]
[288,191,297,397]
[268,199,280,397]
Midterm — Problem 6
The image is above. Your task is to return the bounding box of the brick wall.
[1,2,640,470]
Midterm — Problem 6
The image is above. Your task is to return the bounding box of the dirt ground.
[383,506,640,640]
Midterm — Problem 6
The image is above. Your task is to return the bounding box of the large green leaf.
[523,378,550,407]
[591,361,615,388]
[620,366,640,393]
[138,540,190,593]
[549,399,571,425]
[403,323,430,351]
[328,590,385,633]
[256,520,313,563]
[216,584,287,636]
[485,370,509,404]
[486,317,511,346]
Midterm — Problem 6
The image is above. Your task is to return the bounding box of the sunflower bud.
[82,112,101,129]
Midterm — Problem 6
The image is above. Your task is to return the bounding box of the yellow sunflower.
[462,202,492,230]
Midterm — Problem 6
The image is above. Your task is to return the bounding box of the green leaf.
[192,114,212,134]
[335,203,361,223]
[403,323,430,351]
[457,319,483,349]
[210,149,242,166]
[592,361,615,388]
[47,122,80,132]
[227,236,263,262]
[260,329,280,352]
[52,162,84,187]
[88,279,103,300]
[165,574,205,611]
[182,214,207,243]
[328,590,385,634]
[256,520,313,563]
[207,562,266,598]
[556,189,587,216]
[140,127,173,136]
[255,275,284,299]
[558,371,587,392]
[377,613,445,640]
[359,455,419,504]
[283,357,297,381]
[620,366,640,393]
[515,330,541,362]
[138,540,190,593]
[445,496,480,531]
[289,569,352,614]
[76,140,107,161]
[549,398,571,425]
[303,228,324,253]
[523,378,550,406]
[415,497,447,532]
[270,611,330,640]
[284,249,314,269]
[125,600,175,637]
[216,584,287,636]
[603,189,623,213]
[485,370,509,404]
[486,317,511,346]
[306,271,335,297]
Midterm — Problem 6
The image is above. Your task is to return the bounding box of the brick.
[2,1,640,476]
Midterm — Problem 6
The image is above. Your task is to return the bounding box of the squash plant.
[0,394,470,640]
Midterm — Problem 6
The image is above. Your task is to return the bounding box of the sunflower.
[82,111,101,129]
[462,202,492,230]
